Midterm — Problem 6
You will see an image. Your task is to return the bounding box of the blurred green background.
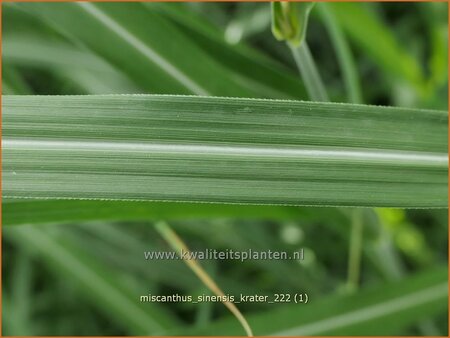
[2,2,448,336]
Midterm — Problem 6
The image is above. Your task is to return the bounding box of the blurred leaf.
[429,26,448,88]
[147,2,307,100]
[14,2,256,97]
[3,3,60,38]
[3,200,303,226]
[3,36,141,94]
[3,95,447,207]
[224,4,271,43]
[2,64,32,95]
[189,266,448,335]
[4,225,179,335]
[3,36,114,74]
[423,3,449,99]
[330,3,425,92]
[3,251,34,335]
[65,222,254,296]
[317,3,362,104]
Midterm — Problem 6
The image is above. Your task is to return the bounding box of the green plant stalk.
[270,1,327,102]
[7,251,33,335]
[346,209,364,293]
[370,210,442,335]
[195,262,216,327]
[317,3,362,104]
[289,42,329,101]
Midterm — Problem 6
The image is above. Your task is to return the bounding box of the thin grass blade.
[187,267,448,335]
[14,2,255,97]
[4,225,179,335]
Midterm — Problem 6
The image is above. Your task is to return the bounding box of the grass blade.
[2,65,33,95]
[155,221,253,337]
[317,3,362,104]
[15,2,255,97]
[4,225,179,335]
[146,3,308,100]
[330,3,424,93]
[188,267,448,335]
[2,200,305,227]
[2,36,141,93]
[3,95,447,207]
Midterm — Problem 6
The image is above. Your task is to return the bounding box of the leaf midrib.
[3,138,447,167]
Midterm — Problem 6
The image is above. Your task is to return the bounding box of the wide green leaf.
[3,95,447,207]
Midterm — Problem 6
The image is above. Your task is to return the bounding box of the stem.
[346,209,363,293]
[289,42,329,102]
[195,263,216,327]
[318,3,362,104]
[370,210,441,335]
[155,221,253,337]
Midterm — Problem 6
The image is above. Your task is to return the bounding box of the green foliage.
[2,2,448,337]
[329,3,424,93]
[188,266,448,335]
